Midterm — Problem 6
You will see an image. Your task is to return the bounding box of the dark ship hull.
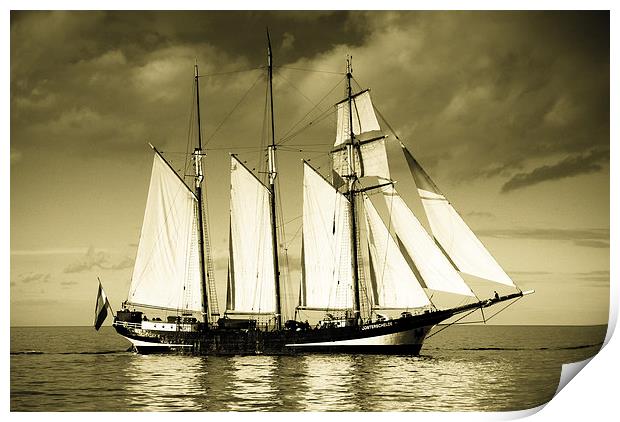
[113,292,525,355]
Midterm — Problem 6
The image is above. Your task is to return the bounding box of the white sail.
[381,185,475,297]
[129,152,202,312]
[334,90,381,146]
[331,137,391,180]
[302,162,353,310]
[402,146,515,287]
[363,194,431,309]
[228,156,276,313]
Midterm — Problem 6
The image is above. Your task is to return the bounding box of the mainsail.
[381,185,475,297]
[227,155,276,313]
[402,145,515,287]
[363,194,431,309]
[301,162,353,310]
[128,151,203,312]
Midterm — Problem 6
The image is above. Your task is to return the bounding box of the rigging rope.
[424,308,481,341]
[278,109,335,146]
[483,296,523,322]
[278,76,345,145]
[275,65,345,75]
[278,71,324,111]
[425,296,524,340]
[351,77,403,141]
[206,71,264,145]
[198,66,265,77]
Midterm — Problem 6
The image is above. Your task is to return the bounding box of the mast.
[267,29,282,330]
[345,57,362,324]
[193,61,210,325]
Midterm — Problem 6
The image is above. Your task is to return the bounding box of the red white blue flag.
[94,279,113,330]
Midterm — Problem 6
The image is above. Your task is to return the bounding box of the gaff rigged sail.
[128,152,203,312]
[301,162,353,310]
[227,155,276,314]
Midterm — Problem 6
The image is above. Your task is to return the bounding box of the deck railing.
[113,321,142,330]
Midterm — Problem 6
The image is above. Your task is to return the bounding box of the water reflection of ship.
[109,32,533,355]
[119,352,519,411]
[122,355,206,411]
[227,356,279,411]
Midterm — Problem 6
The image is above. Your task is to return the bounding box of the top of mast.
[194,60,204,151]
[346,55,354,145]
[267,29,276,150]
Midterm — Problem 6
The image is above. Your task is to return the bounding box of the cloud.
[465,211,495,219]
[11,148,22,164]
[575,270,609,281]
[63,246,108,273]
[14,272,51,284]
[573,240,610,249]
[508,270,552,275]
[501,149,609,193]
[280,32,295,52]
[477,227,609,248]
[11,248,88,256]
[63,246,134,273]
[573,270,609,286]
[342,11,609,183]
[106,256,135,270]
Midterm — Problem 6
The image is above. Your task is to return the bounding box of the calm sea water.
[10,325,605,411]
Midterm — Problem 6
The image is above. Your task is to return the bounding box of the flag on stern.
[94,279,113,330]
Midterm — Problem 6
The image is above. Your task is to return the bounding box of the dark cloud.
[477,227,609,248]
[60,281,79,287]
[501,149,609,193]
[10,11,609,171]
[63,246,134,273]
[11,12,356,163]
[14,272,51,284]
[359,11,610,184]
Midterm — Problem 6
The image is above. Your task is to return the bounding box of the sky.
[9,10,610,326]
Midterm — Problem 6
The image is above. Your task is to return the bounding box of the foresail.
[334,90,381,146]
[228,155,276,313]
[363,194,431,309]
[302,162,353,310]
[381,185,475,297]
[402,146,515,287]
[129,152,202,312]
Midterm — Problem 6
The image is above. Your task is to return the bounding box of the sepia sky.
[9,11,610,326]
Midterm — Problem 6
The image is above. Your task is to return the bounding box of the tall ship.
[108,35,533,354]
